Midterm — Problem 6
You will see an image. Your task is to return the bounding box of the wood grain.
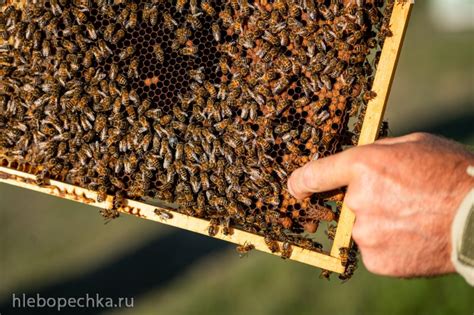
[330,1,414,258]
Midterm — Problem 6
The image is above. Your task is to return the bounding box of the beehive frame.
[0,0,414,274]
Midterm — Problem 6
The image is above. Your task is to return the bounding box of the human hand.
[288,133,474,277]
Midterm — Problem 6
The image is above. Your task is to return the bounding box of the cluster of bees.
[0,0,396,280]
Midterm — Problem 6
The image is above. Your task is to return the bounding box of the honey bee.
[99,206,120,224]
[320,74,332,90]
[127,58,139,79]
[219,56,230,74]
[264,235,279,253]
[348,30,364,45]
[236,242,255,258]
[315,110,330,125]
[367,5,381,25]
[204,81,217,99]
[216,4,232,26]
[119,46,135,61]
[103,24,115,42]
[163,12,177,30]
[208,218,219,236]
[201,1,216,16]
[276,56,292,73]
[62,39,78,54]
[154,208,174,221]
[100,5,115,18]
[176,0,188,13]
[211,23,221,42]
[280,242,292,259]
[108,63,119,81]
[117,6,130,26]
[186,13,202,30]
[220,42,238,58]
[85,22,97,40]
[152,44,164,63]
[125,10,137,29]
[98,39,113,58]
[319,269,332,280]
[189,67,205,83]
[325,224,337,240]
[96,185,108,203]
[71,7,88,24]
[339,247,350,266]
[116,73,127,86]
[274,122,291,135]
[363,90,377,102]
[319,4,334,20]
[379,121,390,138]
[189,0,199,14]
[176,27,192,45]
[272,75,290,95]
[181,45,198,57]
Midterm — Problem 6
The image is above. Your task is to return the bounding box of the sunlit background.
[1,1,473,314]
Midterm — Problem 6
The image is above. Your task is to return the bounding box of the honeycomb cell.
[1,158,8,167]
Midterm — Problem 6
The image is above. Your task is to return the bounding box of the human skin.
[287,133,474,277]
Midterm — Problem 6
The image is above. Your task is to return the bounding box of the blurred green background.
[1,2,473,314]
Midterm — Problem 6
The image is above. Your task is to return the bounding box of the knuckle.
[409,132,431,142]
[344,193,360,212]
[361,251,396,276]
[360,252,382,274]
[351,223,366,245]
[349,148,377,175]
[352,221,380,248]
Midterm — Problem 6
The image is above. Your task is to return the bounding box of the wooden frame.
[0,1,414,274]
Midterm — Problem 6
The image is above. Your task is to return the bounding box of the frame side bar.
[330,2,414,258]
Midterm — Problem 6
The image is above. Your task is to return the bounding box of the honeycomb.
[0,0,396,279]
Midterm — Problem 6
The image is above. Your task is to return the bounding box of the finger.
[375,133,429,145]
[287,148,357,200]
